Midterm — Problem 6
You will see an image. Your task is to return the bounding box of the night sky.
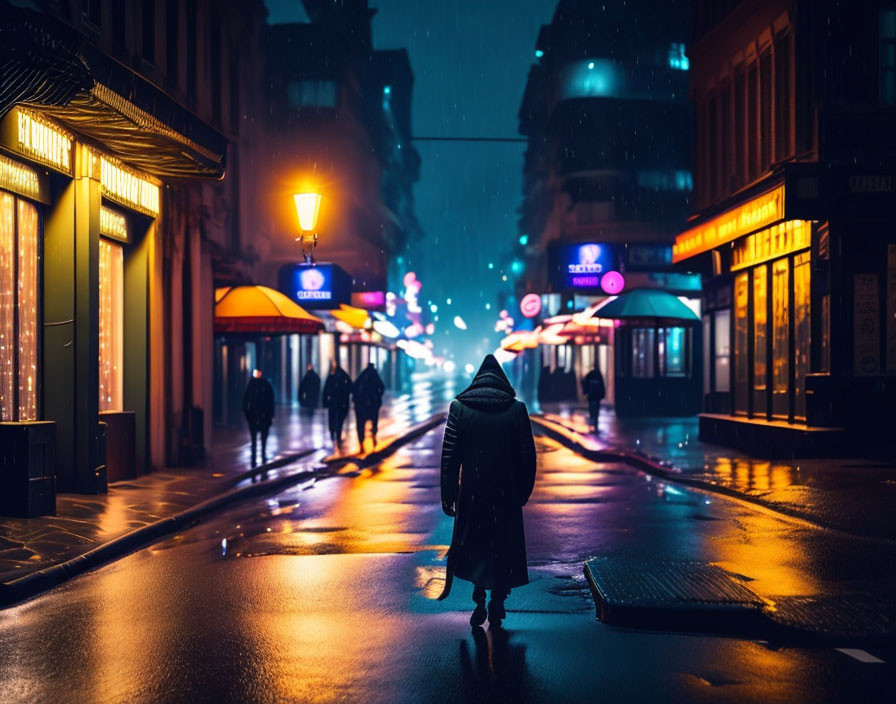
[265,0,556,365]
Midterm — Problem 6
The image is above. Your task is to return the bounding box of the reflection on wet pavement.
[1,427,895,702]
[541,407,896,537]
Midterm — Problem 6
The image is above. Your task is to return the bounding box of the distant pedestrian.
[322,359,352,448]
[298,363,321,415]
[243,369,275,466]
[582,366,606,432]
[439,354,537,628]
[353,362,385,448]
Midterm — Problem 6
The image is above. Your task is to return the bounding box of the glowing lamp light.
[293,192,322,232]
[464,363,475,374]
[601,270,625,294]
[453,316,467,330]
[372,320,400,338]
[520,293,542,318]
[443,360,456,374]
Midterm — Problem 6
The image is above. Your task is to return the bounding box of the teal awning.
[589,289,699,324]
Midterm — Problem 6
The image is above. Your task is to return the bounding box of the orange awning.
[330,303,371,330]
[214,285,323,334]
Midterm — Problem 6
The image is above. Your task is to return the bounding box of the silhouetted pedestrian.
[582,366,606,431]
[439,354,537,628]
[537,365,551,405]
[353,362,385,447]
[242,369,275,466]
[298,363,321,415]
[322,359,352,448]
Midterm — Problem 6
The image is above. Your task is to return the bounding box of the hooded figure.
[243,370,275,466]
[582,367,606,431]
[322,360,352,447]
[353,362,385,446]
[298,364,321,412]
[439,354,537,627]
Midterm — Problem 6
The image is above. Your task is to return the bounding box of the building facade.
[675,0,896,455]
[516,0,700,414]
[0,0,263,514]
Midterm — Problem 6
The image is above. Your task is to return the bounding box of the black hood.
[456,354,516,410]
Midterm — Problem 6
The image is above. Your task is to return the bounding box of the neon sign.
[16,110,72,174]
[100,157,160,216]
[520,294,542,318]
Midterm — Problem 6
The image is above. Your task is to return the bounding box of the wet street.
[1,428,894,703]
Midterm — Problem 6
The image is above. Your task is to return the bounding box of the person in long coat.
[581,366,606,432]
[298,363,321,415]
[322,359,352,448]
[242,369,275,466]
[352,362,385,447]
[439,354,537,627]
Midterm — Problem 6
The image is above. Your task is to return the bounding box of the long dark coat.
[298,369,321,408]
[243,377,274,430]
[322,367,352,412]
[353,363,385,412]
[439,355,537,596]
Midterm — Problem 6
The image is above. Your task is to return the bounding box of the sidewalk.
[0,377,453,587]
[535,403,896,539]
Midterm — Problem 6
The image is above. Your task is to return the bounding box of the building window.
[141,0,155,64]
[287,81,338,109]
[760,51,773,172]
[98,239,124,412]
[0,192,39,421]
[734,68,745,188]
[714,309,731,393]
[747,62,758,181]
[753,265,768,415]
[186,0,197,99]
[82,0,102,27]
[771,258,790,417]
[774,35,793,160]
[166,0,178,86]
[881,8,896,105]
[733,272,749,413]
[632,328,656,378]
[793,252,811,420]
[210,16,222,123]
[668,42,689,70]
[659,327,687,377]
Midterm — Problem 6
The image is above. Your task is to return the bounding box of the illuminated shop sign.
[731,220,811,271]
[278,262,351,309]
[0,152,43,202]
[99,206,129,243]
[15,110,72,174]
[673,185,785,262]
[548,242,622,292]
[100,157,160,216]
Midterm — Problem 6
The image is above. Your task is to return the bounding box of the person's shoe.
[487,600,506,626]
[470,604,487,627]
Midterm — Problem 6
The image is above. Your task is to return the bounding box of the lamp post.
[293,192,322,263]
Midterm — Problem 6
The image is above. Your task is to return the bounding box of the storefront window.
[733,273,749,413]
[793,252,811,420]
[714,309,731,392]
[702,314,711,396]
[0,192,39,421]
[661,327,687,377]
[98,239,124,411]
[772,258,790,417]
[753,265,768,414]
[632,328,655,378]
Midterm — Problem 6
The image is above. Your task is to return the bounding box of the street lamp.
[293,192,322,263]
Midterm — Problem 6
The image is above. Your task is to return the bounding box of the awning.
[586,289,700,325]
[329,304,371,331]
[500,330,538,352]
[215,286,324,335]
[1,2,227,178]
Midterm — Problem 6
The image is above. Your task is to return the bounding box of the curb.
[531,414,896,544]
[0,413,446,609]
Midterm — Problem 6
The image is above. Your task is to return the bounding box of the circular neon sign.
[601,270,625,295]
[520,294,542,318]
[300,268,325,291]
